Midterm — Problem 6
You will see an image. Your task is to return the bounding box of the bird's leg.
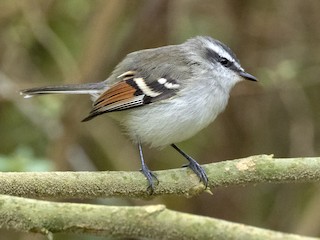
[171,144,208,188]
[138,142,158,194]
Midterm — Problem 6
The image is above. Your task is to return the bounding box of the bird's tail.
[20,82,106,98]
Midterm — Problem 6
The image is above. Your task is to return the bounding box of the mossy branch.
[0,155,319,198]
[0,194,317,240]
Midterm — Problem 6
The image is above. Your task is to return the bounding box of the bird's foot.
[140,165,159,194]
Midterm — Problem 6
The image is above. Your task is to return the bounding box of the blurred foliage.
[1,0,320,239]
[0,146,53,171]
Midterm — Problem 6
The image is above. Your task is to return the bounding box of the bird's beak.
[239,71,258,81]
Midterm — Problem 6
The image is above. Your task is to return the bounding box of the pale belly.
[121,89,229,148]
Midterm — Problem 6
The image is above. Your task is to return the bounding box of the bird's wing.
[82,70,181,121]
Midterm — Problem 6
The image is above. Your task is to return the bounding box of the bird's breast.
[122,85,229,148]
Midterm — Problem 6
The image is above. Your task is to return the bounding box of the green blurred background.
[1,0,320,239]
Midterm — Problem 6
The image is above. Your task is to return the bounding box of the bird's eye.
[219,57,232,67]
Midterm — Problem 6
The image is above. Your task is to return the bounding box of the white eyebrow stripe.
[134,78,161,97]
[205,40,242,69]
[207,42,232,60]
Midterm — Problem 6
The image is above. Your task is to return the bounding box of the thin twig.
[0,195,317,240]
[0,155,319,198]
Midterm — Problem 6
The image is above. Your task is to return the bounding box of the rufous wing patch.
[82,70,181,122]
[82,80,139,122]
[93,81,136,110]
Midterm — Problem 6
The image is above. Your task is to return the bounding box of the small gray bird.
[21,36,257,193]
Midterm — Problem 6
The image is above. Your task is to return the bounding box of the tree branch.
[0,194,317,240]
[0,155,319,198]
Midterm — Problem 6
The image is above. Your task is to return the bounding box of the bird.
[21,36,257,193]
